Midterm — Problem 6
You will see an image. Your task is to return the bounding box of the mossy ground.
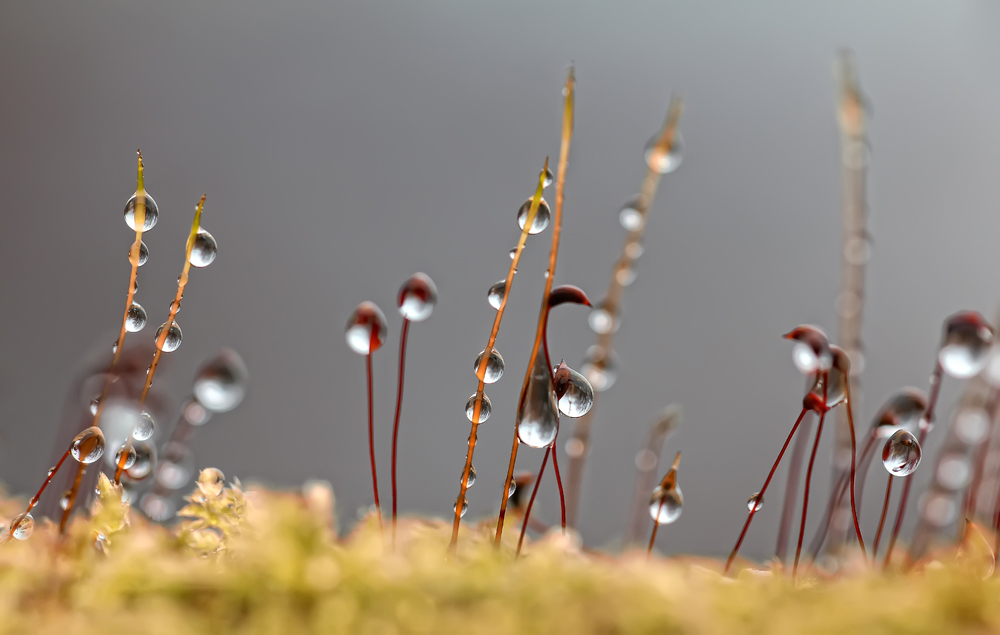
[1,474,998,635]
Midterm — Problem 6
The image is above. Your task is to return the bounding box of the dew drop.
[155,321,183,352]
[939,311,994,378]
[133,411,155,441]
[454,496,469,518]
[553,361,594,418]
[619,198,644,231]
[461,464,477,488]
[465,393,492,423]
[193,349,249,413]
[588,305,617,335]
[474,348,504,384]
[644,131,684,174]
[625,241,644,260]
[90,396,101,416]
[543,167,555,188]
[747,492,764,512]
[125,442,156,480]
[125,301,147,333]
[115,445,138,470]
[183,399,213,426]
[873,388,928,438]
[581,345,619,392]
[137,241,149,266]
[936,453,970,490]
[517,352,559,448]
[785,325,833,374]
[615,265,637,287]
[189,228,218,267]
[140,492,176,522]
[124,193,159,231]
[955,407,990,445]
[516,197,551,235]
[882,429,921,476]
[487,279,506,310]
[648,486,683,524]
[804,346,849,411]
[198,468,226,498]
[507,480,517,499]
[509,248,516,260]
[345,302,388,355]
[156,442,195,490]
[397,272,438,321]
[70,426,106,464]
[111,341,118,354]
[9,513,34,540]
[59,490,72,510]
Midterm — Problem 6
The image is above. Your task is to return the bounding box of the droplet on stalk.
[474,348,504,384]
[454,497,469,518]
[189,228,218,267]
[487,280,506,310]
[197,468,226,498]
[155,321,183,352]
[70,427,106,464]
[873,388,928,438]
[397,272,438,321]
[648,486,683,524]
[644,131,684,175]
[517,352,559,448]
[133,412,155,441]
[115,445,138,470]
[345,302,388,355]
[939,311,994,378]
[461,464,477,488]
[465,393,492,423]
[124,193,159,231]
[125,442,156,480]
[125,301,147,333]
[882,429,921,476]
[516,197,551,235]
[784,325,833,374]
[9,513,34,540]
[137,241,149,266]
[193,349,249,413]
[552,361,594,418]
[804,345,849,411]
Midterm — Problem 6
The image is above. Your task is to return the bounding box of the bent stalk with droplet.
[626,406,681,545]
[390,273,438,549]
[647,452,683,557]
[565,96,684,529]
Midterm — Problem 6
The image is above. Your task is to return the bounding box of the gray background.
[2,1,1000,560]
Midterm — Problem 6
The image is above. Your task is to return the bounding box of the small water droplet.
[581,345,619,392]
[198,467,226,498]
[90,396,101,416]
[474,348,504,383]
[619,198,644,231]
[454,496,469,518]
[59,490,72,510]
[747,492,764,512]
[155,321,183,352]
[345,302,388,355]
[516,197,552,235]
[125,301,147,333]
[71,427,106,464]
[937,453,970,490]
[137,241,149,266]
[46,466,56,477]
[115,445,138,470]
[133,411,155,441]
[648,486,683,524]
[125,442,155,480]
[882,429,921,476]
[588,305,617,335]
[517,353,559,448]
[487,279,506,310]
[615,265,637,287]
[124,193,159,231]
[189,228,218,267]
[553,361,594,418]
[465,393,492,423]
[509,248,516,260]
[804,346,849,411]
[10,513,34,540]
[785,325,833,374]
[939,311,994,378]
[644,131,684,174]
[111,341,118,354]
[874,388,928,438]
[140,492,176,521]
[507,480,517,498]
[397,272,438,321]
[461,464,477,488]
[169,299,181,315]
[183,399,212,426]
[543,167,554,188]
[193,349,249,413]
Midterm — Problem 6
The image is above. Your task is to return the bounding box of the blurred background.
[2,1,1000,560]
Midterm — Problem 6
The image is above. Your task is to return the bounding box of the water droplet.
[581,345,619,392]
[937,453,970,490]
[644,131,684,174]
[193,349,249,412]
[461,464,477,488]
[111,341,118,354]
[939,311,994,378]
[9,513,34,540]
[125,301,147,333]
[70,427,106,464]
[648,486,683,524]
[474,348,504,384]
[125,442,155,480]
[169,299,181,315]
[565,438,586,458]
[553,361,594,418]
[516,197,551,235]
[59,490,72,510]
[785,325,833,374]
[619,198,644,231]
[189,228,218,267]
[465,393,492,423]
[509,248,516,260]
[625,241,644,260]
[345,302,388,355]
[90,396,101,416]
[124,193,159,231]
[882,429,921,476]
[156,443,195,490]
[198,468,226,498]
[487,279,506,310]
[747,492,764,512]
[155,321,183,352]
[183,399,212,426]
[133,411,155,441]
[543,167,554,188]
[955,407,990,444]
[804,346,849,411]
[115,445,137,470]
[397,272,438,321]
[517,352,559,448]
[507,480,517,498]
[137,241,149,266]
[140,492,176,521]
[921,491,957,527]
[588,305,617,335]
[454,497,469,518]
[635,449,658,472]
[615,265,637,287]
[874,388,928,438]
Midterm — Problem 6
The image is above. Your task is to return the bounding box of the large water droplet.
[193,349,249,412]
[125,442,156,480]
[882,429,921,476]
[454,496,469,518]
[461,464,477,488]
[189,228,218,267]
[644,131,684,174]
[156,442,195,490]
[198,468,226,498]
[747,492,763,512]
[517,353,559,448]
[648,486,683,524]
[785,325,833,374]
[516,197,551,235]
[873,388,928,438]
[581,345,619,391]
[155,321,183,352]
[397,272,438,321]
[124,193,159,231]
[618,197,644,231]
[487,279,506,310]
[115,445,138,470]
[345,301,388,355]
[465,393,492,423]
[474,348,504,383]
[137,241,149,266]
[804,346,850,411]
[553,361,594,418]
[10,513,34,540]
[71,426,106,464]
[125,301,147,333]
[133,411,155,441]
[939,311,994,378]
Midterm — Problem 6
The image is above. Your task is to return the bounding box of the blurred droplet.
[785,325,832,374]
[581,345,619,392]
[397,272,438,321]
[193,349,249,413]
[345,302,388,355]
[516,197,551,235]
[197,468,226,498]
[189,228,218,267]
[937,454,971,490]
[156,443,195,490]
[133,412,155,441]
[644,131,684,174]
[619,198,644,231]
[183,399,212,426]
[955,407,990,445]
[588,305,617,335]
[873,389,928,438]
[141,492,176,522]
[59,490,72,510]
[939,311,994,378]
[125,442,156,480]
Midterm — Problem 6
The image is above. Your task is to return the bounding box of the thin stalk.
[843,380,867,557]
[550,442,566,530]
[776,415,811,562]
[872,475,893,559]
[793,377,828,578]
[493,67,574,546]
[366,352,382,532]
[647,497,666,557]
[809,433,876,558]
[390,317,411,548]
[516,447,550,557]
[565,97,684,528]
[14,449,72,528]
